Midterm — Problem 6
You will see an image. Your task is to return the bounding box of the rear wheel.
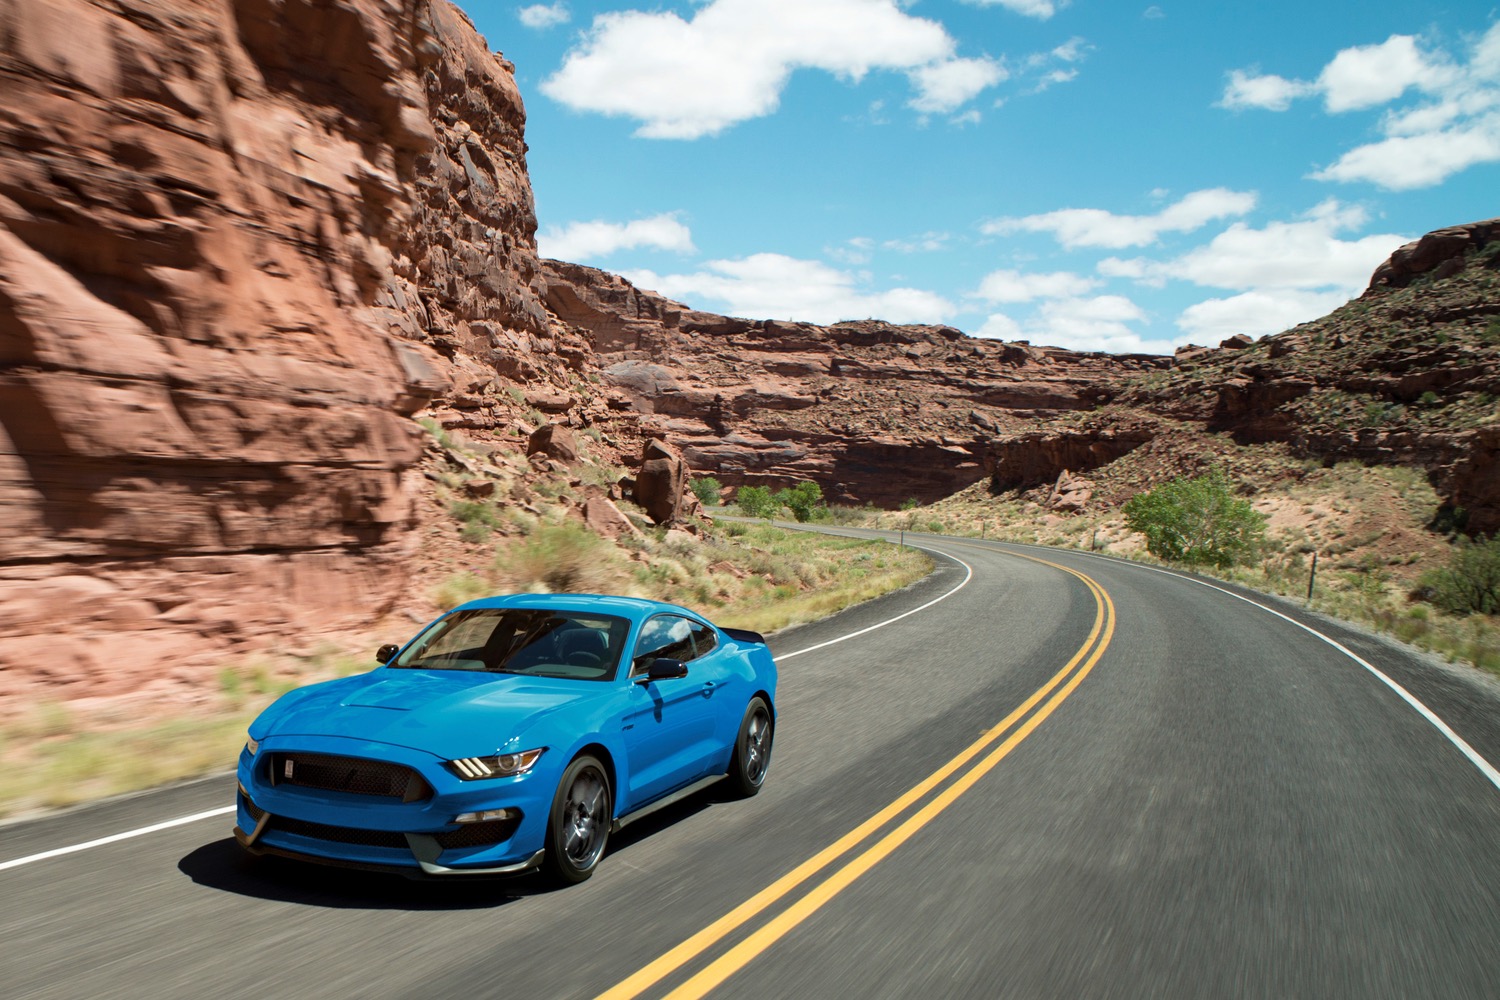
[542,755,611,884]
[727,697,773,797]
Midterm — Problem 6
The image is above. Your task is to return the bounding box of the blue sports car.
[234,593,776,883]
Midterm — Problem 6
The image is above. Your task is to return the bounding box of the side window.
[632,615,696,674]
[688,620,717,658]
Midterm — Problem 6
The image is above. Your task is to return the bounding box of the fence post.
[1307,551,1318,601]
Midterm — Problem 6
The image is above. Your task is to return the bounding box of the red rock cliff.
[0,0,558,697]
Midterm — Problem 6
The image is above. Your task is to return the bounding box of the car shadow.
[178,838,541,910]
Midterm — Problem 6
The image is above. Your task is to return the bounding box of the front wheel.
[726,697,773,797]
[542,755,612,884]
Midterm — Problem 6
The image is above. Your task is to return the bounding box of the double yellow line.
[598,552,1116,1000]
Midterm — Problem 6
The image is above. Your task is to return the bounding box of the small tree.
[689,476,723,507]
[735,485,778,519]
[1421,535,1500,615]
[1122,468,1266,568]
[775,481,826,523]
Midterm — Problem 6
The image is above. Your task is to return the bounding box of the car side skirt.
[611,773,725,834]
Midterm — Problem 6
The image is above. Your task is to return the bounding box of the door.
[620,614,721,805]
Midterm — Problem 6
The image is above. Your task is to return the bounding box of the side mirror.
[375,643,400,664]
[640,657,688,682]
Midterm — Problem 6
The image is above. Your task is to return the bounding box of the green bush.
[1420,535,1500,615]
[450,500,501,542]
[690,476,723,507]
[1122,468,1267,568]
[774,481,826,523]
[736,485,778,519]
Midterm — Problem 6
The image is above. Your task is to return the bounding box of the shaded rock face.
[0,0,555,696]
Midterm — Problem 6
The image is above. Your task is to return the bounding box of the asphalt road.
[5,531,1500,999]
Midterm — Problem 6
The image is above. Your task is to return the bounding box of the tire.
[726,697,773,797]
[542,754,612,884]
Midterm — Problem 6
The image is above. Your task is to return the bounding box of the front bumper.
[234,734,553,877]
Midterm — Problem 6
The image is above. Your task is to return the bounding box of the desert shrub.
[690,476,723,507]
[736,485,779,519]
[1420,535,1500,615]
[433,572,490,610]
[1122,467,1267,568]
[774,481,826,523]
[499,521,612,593]
[450,500,501,542]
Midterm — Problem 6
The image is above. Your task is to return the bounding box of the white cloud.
[1219,69,1315,111]
[624,254,954,324]
[883,232,952,253]
[1222,25,1500,188]
[540,0,963,139]
[1317,35,1452,112]
[518,3,570,30]
[974,294,1176,354]
[1107,201,1404,293]
[963,0,1067,20]
[1312,116,1500,189]
[976,312,1024,339]
[1092,201,1409,342]
[909,56,1007,113]
[973,268,1099,302]
[982,188,1257,249]
[538,214,696,261]
[1177,290,1353,342]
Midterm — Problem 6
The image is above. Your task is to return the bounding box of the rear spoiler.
[722,627,766,645]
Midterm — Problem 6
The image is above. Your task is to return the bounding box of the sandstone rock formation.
[539,221,1500,531]
[541,258,1163,508]
[0,0,581,700]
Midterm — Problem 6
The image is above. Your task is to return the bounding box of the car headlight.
[245,735,260,756]
[446,748,545,780]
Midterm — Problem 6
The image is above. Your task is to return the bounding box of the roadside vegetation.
[858,461,1500,680]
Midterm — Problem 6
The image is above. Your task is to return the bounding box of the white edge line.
[1,806,236,872]
[3,540,973,872]
[1131,560,1500,793]
[775,545,973,661]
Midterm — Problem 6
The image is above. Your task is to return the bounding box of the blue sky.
[455,0,1500,355]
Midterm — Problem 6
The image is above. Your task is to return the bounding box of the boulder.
[634,438,690,524]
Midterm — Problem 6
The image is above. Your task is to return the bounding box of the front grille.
[435,816,522,850]
[270,752,431,802]
[269,815,411,850]
[242,793,266,822]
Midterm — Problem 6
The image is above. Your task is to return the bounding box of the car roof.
[451,592,705,623]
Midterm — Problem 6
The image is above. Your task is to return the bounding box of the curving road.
[4,530,1500,999]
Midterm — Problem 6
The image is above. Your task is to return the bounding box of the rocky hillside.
[542,222,1500,530]
[0,0,646,701]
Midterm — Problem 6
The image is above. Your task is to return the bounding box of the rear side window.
[688,620,717,657]
[632,615,698,673]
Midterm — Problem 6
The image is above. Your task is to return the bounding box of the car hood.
[259,670,608,759]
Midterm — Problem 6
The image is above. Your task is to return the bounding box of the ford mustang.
[234,593,776,883]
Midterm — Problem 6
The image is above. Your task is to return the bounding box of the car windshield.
[390,608,630,681]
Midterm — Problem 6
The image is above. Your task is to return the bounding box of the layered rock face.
[0,0,562,696]
[542,219,1500,529]
[541,259,1166,507]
